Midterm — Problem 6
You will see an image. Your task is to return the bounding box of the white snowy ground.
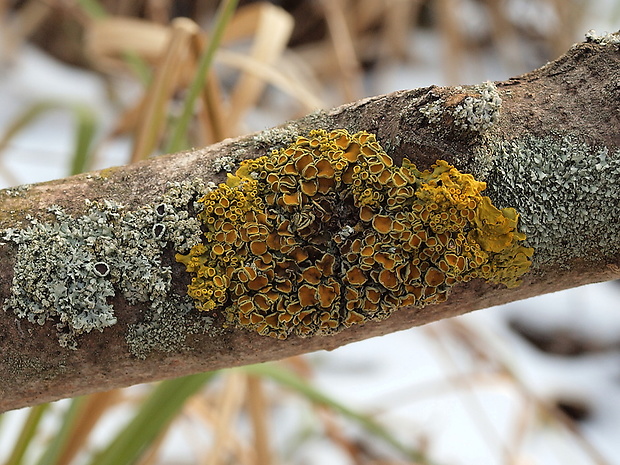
[1,3,619,464]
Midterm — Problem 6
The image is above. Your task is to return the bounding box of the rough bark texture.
[1,36,619,412]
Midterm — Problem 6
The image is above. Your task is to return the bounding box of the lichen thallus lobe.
[177,129,533,339]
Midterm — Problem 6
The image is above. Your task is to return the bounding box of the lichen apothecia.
[177,129,533,339]
[1,180,212,353]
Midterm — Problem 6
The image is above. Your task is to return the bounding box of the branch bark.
[1,34,619,412]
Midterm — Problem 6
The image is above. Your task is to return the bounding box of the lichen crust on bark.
[1,180,216,355]
[483,136,620,267]
[419,81,502,134]
[177,129,533,339]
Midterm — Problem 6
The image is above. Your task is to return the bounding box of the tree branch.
[1,34,619,413]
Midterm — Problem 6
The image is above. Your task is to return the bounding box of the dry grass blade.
[289,42,344,85]
[191,32,229,144]
[222,3,294,131]
[425,324,512,462]
[144,0,174,25]
[197,71,227,145]
[203,371,248,465]
[85,17,171,73]
[181,398,217,461]
[318,408,365,464]
[276,50,325,109]
[435,0,464,84]
[281,355,315,379]
[86,3,312,147]
[354,0,387,33]
[441,320,613,465]
[482,0,524,73]
[131,17,199,162]
[382,0,421,61]
[548,0,576,56]
[245,364,425,462]
[0,0,51,63]
[0,1,7,24]
[106,98,146,141]
[319,0,364,102]
[217,50,323,112]
[246,375,273,465]
[55,390,122,465]
[506,397,533,465]
[183,396,252,463]
[536,400,612,465]
[369,372,510,416]
[165,0,239,153]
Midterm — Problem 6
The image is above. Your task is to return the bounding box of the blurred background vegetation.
[0,1,619,464]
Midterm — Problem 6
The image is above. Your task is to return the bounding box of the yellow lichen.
[177,129,534,338]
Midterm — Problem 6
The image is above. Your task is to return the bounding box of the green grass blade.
[69,104,98,176]
[0,101,99,177]
[243,363,433,464]
[3,404,51,465]
[121,51,152,86]
[0,102,58,153]
[89,372,215,465]
[166,0,239,153]
[36,397,87,465]
[75,0,108,19]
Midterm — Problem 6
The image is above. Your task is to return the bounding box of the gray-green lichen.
[484,136,620,267]
[125,295,214,359]
[2,184,30,198]
[1,179,215,354]
[420,81,502,133]
[585,30,620,46]
[248,122,314,153]
[212,156,238,173]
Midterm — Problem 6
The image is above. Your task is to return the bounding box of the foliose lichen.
[585,30,620,46]
[420,81,502,133]
[2,179,213,352]
[177,129,532,339]
[2,184,30,198]
[212,156,238,173]
[484,136,620,267]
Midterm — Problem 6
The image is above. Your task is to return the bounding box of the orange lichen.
[177,129,533,338]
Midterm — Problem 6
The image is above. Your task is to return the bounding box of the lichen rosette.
[177,129,533,338]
